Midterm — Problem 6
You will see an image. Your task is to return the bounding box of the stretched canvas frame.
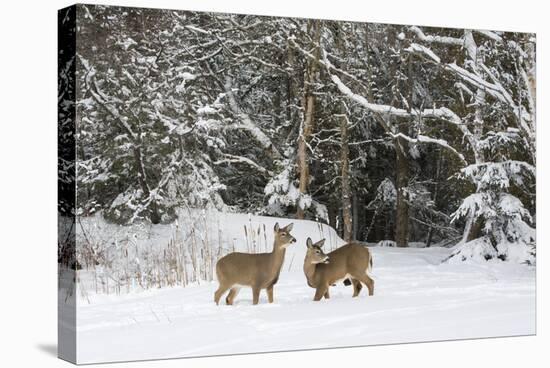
[58,4,536,364]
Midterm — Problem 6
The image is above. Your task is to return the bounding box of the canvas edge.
[58,4,78,365]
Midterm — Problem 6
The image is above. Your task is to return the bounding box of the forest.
[65,4,536,266]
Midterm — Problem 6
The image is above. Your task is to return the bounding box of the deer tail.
[367,252,373,274]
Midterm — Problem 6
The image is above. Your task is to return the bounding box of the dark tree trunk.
[133,138,160,224]
[426,147,443,248]
[395,137,409,247]
[385,212,393,240]
[286,39,295,125]
[296,20,320,219]
[426,227,435,248]
[466,217,484,242]
[328,201,338,230]
[352,194,360,240]
[340,112,352,242]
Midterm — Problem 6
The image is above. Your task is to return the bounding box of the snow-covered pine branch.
[405,27,535,157]
[409,26,464,46]
[214,154,273,176]
[224,77,282,158]
[389,132,467,165]
[329,73,463,127]
[458,161,535,191]
[405,43,441,63]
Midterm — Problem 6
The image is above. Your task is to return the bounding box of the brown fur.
[304,238,374,301]
[214,223,296,305]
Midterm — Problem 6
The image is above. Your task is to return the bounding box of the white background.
[0,0,546,367]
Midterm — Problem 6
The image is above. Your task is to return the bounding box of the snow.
[455,81,473,97]
[73,212,535,364]
[264,159,310,213]
[214,154,273,175]
[445,63,514,106]
[377,239,397,247]
[459,161,535,191]
[224,77,281,157]
[390,132,466,164]
[329,74,463,127]
[405,43,441,63]
[119,37,137,50]
[475,29,503,42]
[409,26,464,46]
[367,178,397,209]
[450,187,535,265]
[497,240,535,264]
[180,71,196,81]
[464,30,478,61]
[312,201,329,222]
[445,237,497,263]
[185,25,210,35]
[499,193,532,221]
[196,105,217,115]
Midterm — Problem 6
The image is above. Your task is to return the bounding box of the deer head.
[274,222,296,249]
[305,238,329,264]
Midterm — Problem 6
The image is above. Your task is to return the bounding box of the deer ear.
[285,223,294,232]
[306,238,313,248]
[316,239,326,248]
[274,222,280,232]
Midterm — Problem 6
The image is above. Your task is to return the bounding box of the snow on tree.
[403,26,536,262]
[448,161,535,264]
[72,5,536,264]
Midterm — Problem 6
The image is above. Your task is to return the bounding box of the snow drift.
[72,211,535,364]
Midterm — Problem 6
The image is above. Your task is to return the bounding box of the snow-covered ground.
[74,214,535,364]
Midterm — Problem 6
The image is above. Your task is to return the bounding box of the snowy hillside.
[74,212,535,364]
[75,210,344,297]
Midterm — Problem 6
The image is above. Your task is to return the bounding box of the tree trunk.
[133,135,160,224]
[463,30,485,242]
[328,201,338,230]
[340,112,352,242]
[296,20,321,219]
[426,147,442,248]
[466,217,484,242]
[286,38,295,125]
[352,194,360,240]
[395,137,409,247]
[463,88,486,241]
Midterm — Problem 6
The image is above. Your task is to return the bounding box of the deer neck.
[268,242,286,275]
[303,259,318,288]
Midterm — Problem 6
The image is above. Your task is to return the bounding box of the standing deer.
[304,238,374,301]
[214,222,296,305]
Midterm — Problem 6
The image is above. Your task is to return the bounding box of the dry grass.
[74,210,274,298]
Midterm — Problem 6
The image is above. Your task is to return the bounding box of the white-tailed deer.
[304,238,374,301]
[214,222,296,305]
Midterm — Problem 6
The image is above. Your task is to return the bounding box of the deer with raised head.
[214,222,296,305]
[304,238,374,301]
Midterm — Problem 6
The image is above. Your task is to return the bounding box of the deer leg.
[352,279,363,297]
[324,289,330,299]
[225,287,240,305]
[314,284,328,301]
[266,285,274,303]
[356,274,374,296]
[214,284,231,305]
[252,287,261,305]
